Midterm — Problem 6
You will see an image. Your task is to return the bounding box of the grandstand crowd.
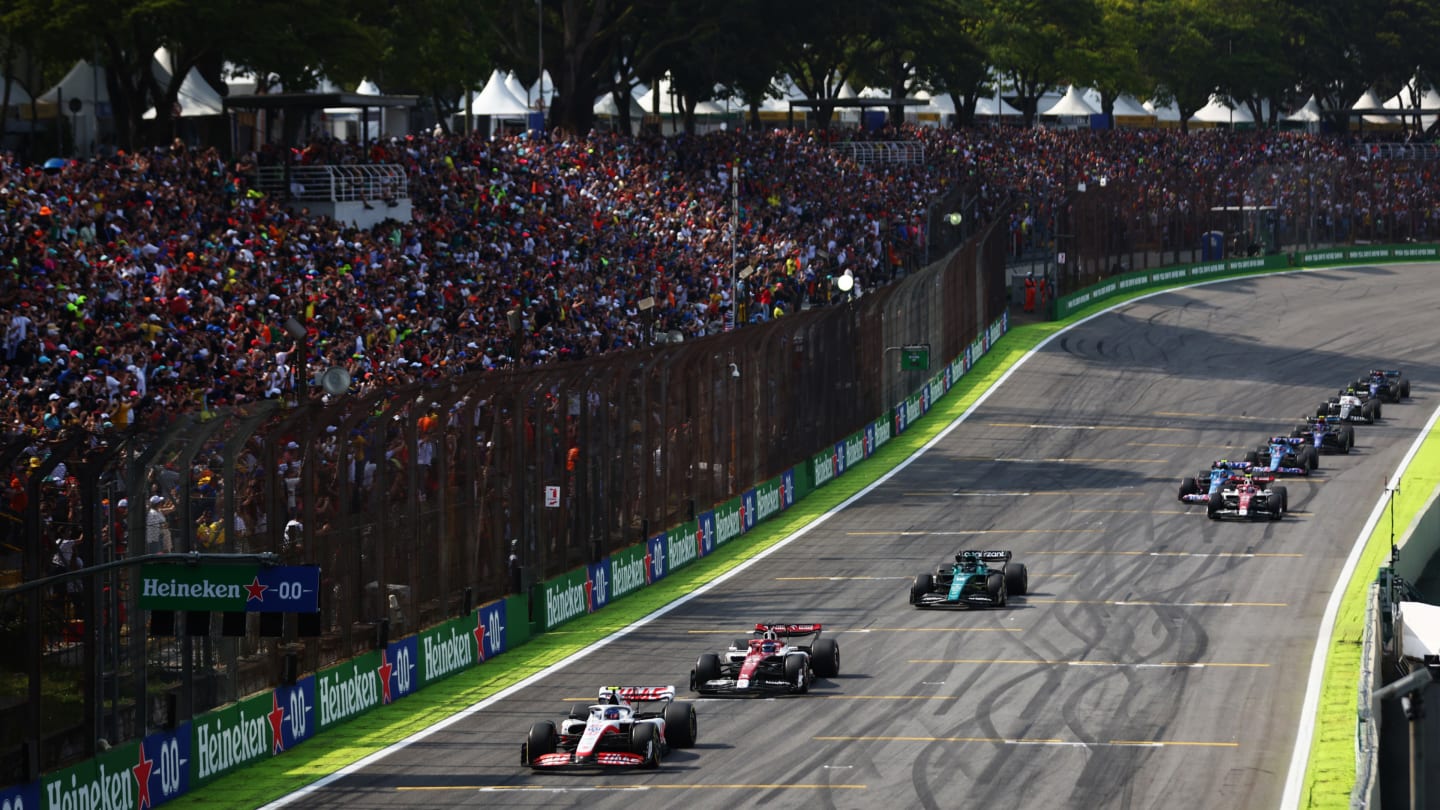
[0,124,1437,451]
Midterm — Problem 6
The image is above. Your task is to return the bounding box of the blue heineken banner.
[741,489,757,531]
[586,560,611,613]
[269,677,316,755]
[381,636,419,705]
[476,599,507,662]
[697,510,717,557]
[138,723,192,808]
[895,400,910,433]
[781,469,795,509]
[0,780,38,810]
[646,533,668,583]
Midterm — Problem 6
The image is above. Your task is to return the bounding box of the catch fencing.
[0,199,1010,788]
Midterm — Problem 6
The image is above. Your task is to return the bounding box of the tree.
[1135,0,1227,131]
[912,0,992,128]
[984,0,1102,126]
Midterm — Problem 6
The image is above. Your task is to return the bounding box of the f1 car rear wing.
[598,685,676,704]
[958,550,1012,564]
[753,623,822,638]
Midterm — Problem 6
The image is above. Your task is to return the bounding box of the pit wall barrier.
[0,298,1008,809]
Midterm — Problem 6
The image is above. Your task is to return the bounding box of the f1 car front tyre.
[525,721,558,765]
[1302,446,1320,471]
[985,572,1005,606]
[1270,486,1289,519]
[811,637,840,678]
[910,573,934,605]
[1340,425,1355,453]
[784,654,809,693]
[1178,478,1200,501]
[691,653,722,692]
[631,723,661,769]
[663,701,698,748]
[1003,562,1029,596]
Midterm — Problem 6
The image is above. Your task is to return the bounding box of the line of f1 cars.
[520,370,1412,770]
[1177,368,1410,521]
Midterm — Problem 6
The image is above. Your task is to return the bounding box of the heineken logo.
[424,626,475,679]
[813,453,835,487]
[612,554,646,599]
[668,528,697,570]
[45,760,134,810]
[715,508,742,545]
[143,577,243,601]
[318,663,380,727]
[196,707,270,781]
[545,579,587,628]
[755,486,781,520]
[844,436,865,467]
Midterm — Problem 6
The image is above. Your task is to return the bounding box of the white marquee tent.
[1041,85,1099,118]
[1190,94,1252,124]
[467,70,531,118]
[1143,98,1182,122]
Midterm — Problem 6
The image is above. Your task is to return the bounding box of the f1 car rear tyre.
[1402,380,1411,398]
[691,653,722,692]
[631,723,661,769]
[569,704,588,721]
[784,654,808,693]
[1244,450,1260,466]
[1003,562,1029,596]
[1316,404,1328,418]
[730,638,749,651]
[811,637,840,678]
[1340,425,1355,452]
[910,573,934,605]
[664,701,698,748]
[1302,446,1319,471]
[1179,478,1200,501]
[526,721,558,765]
[1207,496,1222,520]
[1271,486,1289,518]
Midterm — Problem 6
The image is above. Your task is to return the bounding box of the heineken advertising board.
[713,497,744,547]
[665,520,702,575]
[139,564,320,613]
[609,543,649,602]
[39,721,191,810]
[191,687,300,786]
[539,568,591,632]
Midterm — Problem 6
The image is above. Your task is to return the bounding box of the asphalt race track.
[286,265,1440,809]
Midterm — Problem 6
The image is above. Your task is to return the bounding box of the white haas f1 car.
[522,685,697,770]
[690,623,840,695]
[1207,474,1288,521]
[1317,386,1381,423]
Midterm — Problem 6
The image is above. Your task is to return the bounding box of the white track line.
[261,264,1388,808]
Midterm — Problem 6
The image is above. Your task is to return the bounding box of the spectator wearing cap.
[112,498,129,556]
[144,496,172,555]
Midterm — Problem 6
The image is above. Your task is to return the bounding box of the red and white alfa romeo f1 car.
[521,685,697,770]
[690,623,840,695]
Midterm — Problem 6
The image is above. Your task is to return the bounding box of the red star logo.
[377,651,394,704]
[473,614,487,661]
[643,552,654,584]
[132,744,155,809]
[244,577,268,602]
[696,526,705,557]
[267,693,286,753]
[584,578,595,612]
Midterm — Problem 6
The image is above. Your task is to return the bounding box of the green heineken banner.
[139,564,320,613]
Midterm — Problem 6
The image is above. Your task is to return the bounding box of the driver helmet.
[761,641,779,654]
[1215,459,1229,469]
[604,707,621,720]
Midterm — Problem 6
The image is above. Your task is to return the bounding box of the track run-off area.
[252,264,1439,810]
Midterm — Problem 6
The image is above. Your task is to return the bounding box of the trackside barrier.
[1351,583,1383,809]
[1051,245,1440,321]
[17,246,1434,808]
